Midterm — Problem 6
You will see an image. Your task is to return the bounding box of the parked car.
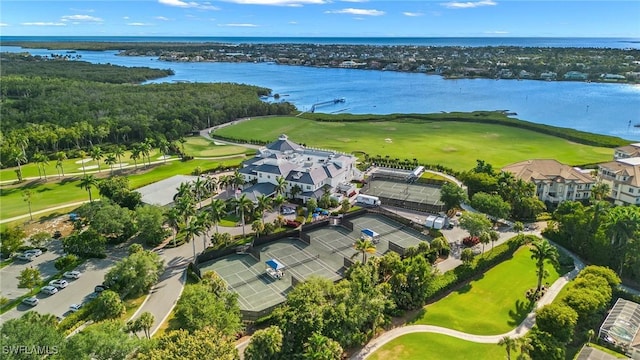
[24,249,43,257]
[49,279,69,289]
[94,284,109,293]
[52,230,62,239]
[63,271,81,279]
[16,253,35,261]
[69,303,83,312]
[281,206,296,215]
[41,285,59,295]
[22,297,39,307]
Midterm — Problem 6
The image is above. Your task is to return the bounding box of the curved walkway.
[349,240,585,359]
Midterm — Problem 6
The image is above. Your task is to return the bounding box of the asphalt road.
[0,242,128,324]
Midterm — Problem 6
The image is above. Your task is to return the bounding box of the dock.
[310,98,346,113]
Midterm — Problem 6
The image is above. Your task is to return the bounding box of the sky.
[0,0,639,38]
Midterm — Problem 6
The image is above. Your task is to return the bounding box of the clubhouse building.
[238,134,360,202]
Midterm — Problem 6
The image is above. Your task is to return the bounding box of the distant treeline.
[299,112,631,148]
[0,52,173,84]
[0,54,296,166]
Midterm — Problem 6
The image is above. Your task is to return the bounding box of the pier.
[310,98,346,113]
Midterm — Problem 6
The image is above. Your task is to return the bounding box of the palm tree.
[104,153,117,175]
[12,148,28,182]
[587,329,595,345]
[34,152,49,180]
[275,176,287,195]
[176,181,194,201]
[140,140,151,167]
[351,238,376,263]
[590,181,611,202]
[79,174,98,202]
[165,207,182,248]
[204,176,218,199]
[130,145,141,170]
[23,190,34,221]
[513,221,524,242]
[498,336,516,360]
[256,194,273,224]
[218,175,230,193]
[174,193,196,225]
[479,231,491,255]
[231,194,254,239]
[209,199,227,235]
[158,139,170,163]
[196,211,212,249]
[290,184,303,200]
[113,145,125,170]
[530,239,559,293]
[231,169,245,190]
[184,217,204,260]
[55,151,67,178]
[90,146,103,172]
[516,337,533,360]
[251,220,265,240]
[138,312,155,339]
[489,229,499,251]
[272,194,286,213]
[193,177,207,209]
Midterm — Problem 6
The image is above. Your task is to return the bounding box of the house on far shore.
[501,159,595,206]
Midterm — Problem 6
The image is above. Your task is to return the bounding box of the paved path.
[349,238,586,359]
[0,200,94,224]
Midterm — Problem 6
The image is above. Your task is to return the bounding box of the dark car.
[52,230,62,239]
[94,284,109,293]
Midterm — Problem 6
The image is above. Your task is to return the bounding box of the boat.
[634,123,640,128]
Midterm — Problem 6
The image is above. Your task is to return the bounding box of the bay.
[2,42,640,140]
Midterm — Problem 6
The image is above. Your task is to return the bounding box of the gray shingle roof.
[136,175,200,206]
[265,134,301,152]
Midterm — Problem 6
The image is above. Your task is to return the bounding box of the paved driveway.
[1,242,64,301]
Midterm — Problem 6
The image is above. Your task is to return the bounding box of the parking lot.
[0,241,127,324]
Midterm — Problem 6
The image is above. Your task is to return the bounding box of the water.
[2,40,640,140]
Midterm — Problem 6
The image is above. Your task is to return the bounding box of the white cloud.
[403,12,423,17]
[289,21,298,24]
[221,0,326,5]
[0,23,7,27]
[69,8,95,13]
[21,22,66,26]
[158,0,219,10]
[128,22,153,26]
[155,16,170,20]
[340,0,368,2]
[441,0,496,9]
[324,8,385,16]
[61,15,103,22]
[218,23,259,27]
[123,16,130,20]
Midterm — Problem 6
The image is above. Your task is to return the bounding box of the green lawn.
[368,333,512,360]
[181,136,251,157]
[214,117,612,171]
[411,246,561,334]
[1,158,243,220]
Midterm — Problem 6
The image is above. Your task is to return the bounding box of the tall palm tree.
[33,152,49,180]
[104,153,117,175]
[165,207,182,248]
[196,211,212,250]
[513,221,524,242]
[498,336,516,360]
[79,174,98,202]
[231,194,254,239]
[55,151,67,177]
[113,145,125,170]
[90,146,103,172]
[209,199,227,235]
[275,176,287,195]
[12,147,28,182]
[489,229,499,251]
[184,217,204,260]
[140,140,151,168]
[272,194,286,213]
[530,239,558,293]
[218,175,230,193]
[255,194,272,224]
[204,176,218,199]
[251,220,265,241]
[23,190,34,221]
[516,337,533,360]
[130,145,141,170]
[158,139,170,163]
[232,169,245,191]
[193,177,206,209]
[176,181,193,201]
[174,193,196,225]
[351,238,376,264]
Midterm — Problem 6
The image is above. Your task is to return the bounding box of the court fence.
[361,178,446,213]
[388,241,406,256]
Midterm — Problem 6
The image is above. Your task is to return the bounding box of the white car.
[22,297,39,307]
[16,253,35,261]
[24,249,43,257]
[41,285,59,295]
[69,303,83,312]
[49,279,68,289]
[63,271,81,279]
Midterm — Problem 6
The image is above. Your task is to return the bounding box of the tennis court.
[364,179,444,207]
[198,213,431,315]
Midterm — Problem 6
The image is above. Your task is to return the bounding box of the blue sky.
[1,0,639,37]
